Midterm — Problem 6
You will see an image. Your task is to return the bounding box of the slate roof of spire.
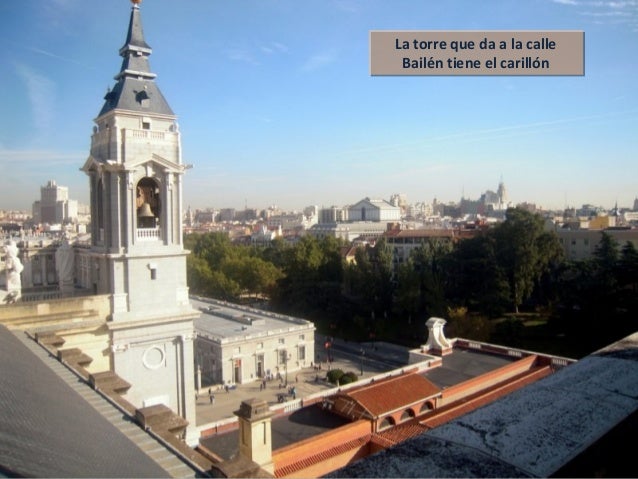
[98,2,173,117]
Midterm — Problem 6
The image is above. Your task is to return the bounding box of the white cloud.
[260,42,289,55]
[225,49,260,66]
[25,46,92,69]
[301,52,337,72]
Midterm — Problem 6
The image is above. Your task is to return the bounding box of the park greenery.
[185,207,638,359]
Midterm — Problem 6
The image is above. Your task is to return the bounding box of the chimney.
[234,398,275,474]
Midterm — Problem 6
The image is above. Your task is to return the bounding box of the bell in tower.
[80,0,198,444]
[137,202,155,228]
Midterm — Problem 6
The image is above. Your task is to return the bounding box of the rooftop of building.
[332,332,638,478]
[197,342,519,463]
[192,297,314,343]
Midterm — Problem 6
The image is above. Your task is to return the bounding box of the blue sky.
[1,0,637,212]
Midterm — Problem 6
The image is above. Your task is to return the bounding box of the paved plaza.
[194,337,405,426]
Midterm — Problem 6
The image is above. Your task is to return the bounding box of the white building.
[193,298,315,387]
[32,180,79,225]
[347,198,401,222]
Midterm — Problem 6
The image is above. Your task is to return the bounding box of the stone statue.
[3,241,24,304]
[55,237,75,294]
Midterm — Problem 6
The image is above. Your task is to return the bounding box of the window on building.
[278,338,285,344]
[279,350,288,365]
[299,334,305,341]
[298,346,305,361]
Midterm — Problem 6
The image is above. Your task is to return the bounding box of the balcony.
[136,227,161,242]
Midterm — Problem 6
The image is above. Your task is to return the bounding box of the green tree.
[618,241,638,293]
[187,255,214,296]
[191,232,240,269]
[592,231,620,296]
[259,237,288,269]
[272,235,346,316]
[492,207,563,313]
[223,256,283,298]
[445,234,510,317]
[394,238,453,321]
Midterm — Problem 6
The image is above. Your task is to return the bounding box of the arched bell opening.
[136,177,161,239]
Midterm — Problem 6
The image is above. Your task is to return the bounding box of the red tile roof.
[341,373,440,417]
[375,421,430,446]
[275,435,371,478]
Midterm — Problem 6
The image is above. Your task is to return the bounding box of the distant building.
[588,215,616,229]
[194,209,218,225]
[219,208,236,222]
[310,198,402,241]
[32,180,78,225]
[384,227,457,268]
[576,204,605,218]
[347,198,401,222]
[556,228,638,261]
[319,206,348,224]
[389,193,409,216]
[479,179,511,215]
[308,221,389,242]
[251,224,281,246]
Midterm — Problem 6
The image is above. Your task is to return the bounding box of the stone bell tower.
[81,0,197,439]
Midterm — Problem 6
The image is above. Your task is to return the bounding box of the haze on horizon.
[0,0,636,213]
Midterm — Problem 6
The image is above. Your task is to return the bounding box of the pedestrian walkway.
[195,340,395,426]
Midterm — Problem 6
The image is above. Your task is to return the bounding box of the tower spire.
[98,0,173,117]
[117,0,154,80]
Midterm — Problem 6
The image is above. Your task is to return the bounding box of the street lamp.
[360,348,365,376]
[284,350,291,387]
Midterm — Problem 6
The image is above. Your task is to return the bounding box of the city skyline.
[1,0,637,212]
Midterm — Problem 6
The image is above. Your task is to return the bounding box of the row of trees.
[185,208,638,356]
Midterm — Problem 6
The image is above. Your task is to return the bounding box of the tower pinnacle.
[98,1,173,117]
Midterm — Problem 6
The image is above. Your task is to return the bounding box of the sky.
[0,0,637,213]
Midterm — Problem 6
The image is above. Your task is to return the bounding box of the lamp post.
[284,350,291,387]
[360,348,365,376]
